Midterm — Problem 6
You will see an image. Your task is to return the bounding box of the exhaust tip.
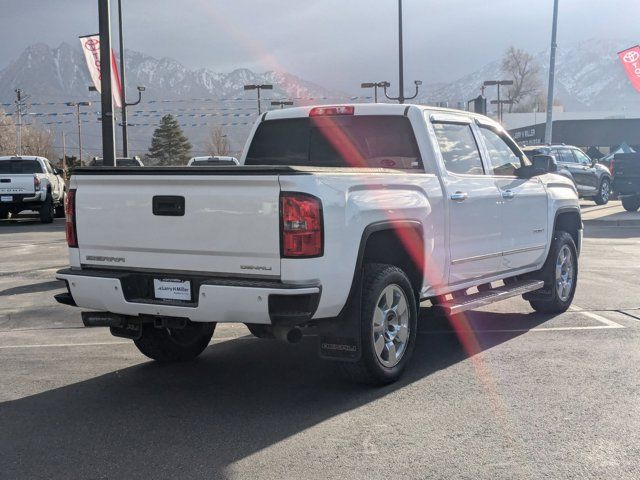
[286,327,303,344]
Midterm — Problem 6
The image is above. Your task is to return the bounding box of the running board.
[435,280,544,316]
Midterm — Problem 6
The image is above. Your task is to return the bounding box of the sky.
[1,0,639,92]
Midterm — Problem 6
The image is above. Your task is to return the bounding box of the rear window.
[0,160,43,174]
[245,116,423,170]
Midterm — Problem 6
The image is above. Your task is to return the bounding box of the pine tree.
[146,114,192,165]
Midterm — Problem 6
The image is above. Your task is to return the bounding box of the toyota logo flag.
[618,45,640,93]
[79,34,123,108]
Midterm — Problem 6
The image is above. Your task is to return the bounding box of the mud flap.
[318,271,363,362]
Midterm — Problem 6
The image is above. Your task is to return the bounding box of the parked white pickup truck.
[0,156,66,222]
[56,104,581,384]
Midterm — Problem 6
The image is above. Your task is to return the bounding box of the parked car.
[611,152,640,211]
[0,156,66,222]
[187,156,239,166]
[88,156,144,167]
[56,104,581,385]
[522,145,611,205]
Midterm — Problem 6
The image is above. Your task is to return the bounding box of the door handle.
[449,191,468,202]
[501,190,515,200]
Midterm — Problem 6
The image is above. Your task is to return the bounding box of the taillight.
[65,189,78,248]
[309,106,354,117]
[280,193,323,258]
[33,176,41,191]
[609,159,615,178]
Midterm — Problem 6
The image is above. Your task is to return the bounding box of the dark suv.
[522,145,611,205]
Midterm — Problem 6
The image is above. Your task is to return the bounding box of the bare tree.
[205,125,230,156]
[501,46,542,113]
[0,110,16,155]
[22,124,56,160]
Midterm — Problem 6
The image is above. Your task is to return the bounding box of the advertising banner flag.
[79,34,123,107]
[618,45,640,93]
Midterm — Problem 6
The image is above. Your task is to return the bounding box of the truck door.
[571,148,599,193]
[430,117,502,285]
[476,125,547,272]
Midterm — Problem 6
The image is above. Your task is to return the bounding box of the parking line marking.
[570,305,625,328]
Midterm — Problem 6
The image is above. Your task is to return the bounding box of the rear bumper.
[55,268,320,325]
[0,192,45,209]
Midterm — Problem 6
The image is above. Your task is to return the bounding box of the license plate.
[153,278,192,301]
[0,196,12,202]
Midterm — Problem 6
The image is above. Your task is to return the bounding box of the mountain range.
[1,38,639,157]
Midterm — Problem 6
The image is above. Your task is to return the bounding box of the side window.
[556,149,576,164]
[573,149,592,165]
[478,127,523,176]
[432,123,484,175]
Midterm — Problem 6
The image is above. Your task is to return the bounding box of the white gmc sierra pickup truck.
[0,156,66,222]
[56,104,581,384]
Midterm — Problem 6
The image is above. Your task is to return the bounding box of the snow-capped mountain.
[421,38,640,112]
[0,42,345,103]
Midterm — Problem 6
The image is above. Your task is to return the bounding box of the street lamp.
[271,100,294,109]
[384,79,422,103]
[483,80,513,123]
[360,81,390,103]
[244,84,273,114]
[66,101,91,165]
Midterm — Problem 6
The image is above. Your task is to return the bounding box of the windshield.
[0,160,43,174]
[245,116,423,170]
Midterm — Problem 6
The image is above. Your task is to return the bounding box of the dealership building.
[504,111,640,155]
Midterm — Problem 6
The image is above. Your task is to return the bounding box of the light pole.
[244,84,273,114]
[383,0,422,104]
[66,101,91,165]
[98,0,116,167]
[271,100,293,109]
[360,82,390,103]
[544,0,559,144]
[483,80,513,123]
[116,0,146,157]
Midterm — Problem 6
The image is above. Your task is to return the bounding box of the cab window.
[573,149,592,165]
[432,122,484,175]
[478,127,523,176]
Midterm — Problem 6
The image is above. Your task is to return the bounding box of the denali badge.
[240,265,273,271]
[85,255,126,263]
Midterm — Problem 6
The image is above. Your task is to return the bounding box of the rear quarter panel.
[279,171,445,319]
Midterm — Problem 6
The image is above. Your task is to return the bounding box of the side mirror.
[531,154,557,173]
[54,168,63,175]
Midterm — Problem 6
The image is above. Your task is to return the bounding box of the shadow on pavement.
[0,280,65,297]
[583,224,640,239]
[0,310,553,479]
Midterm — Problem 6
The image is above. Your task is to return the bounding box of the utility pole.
[98,0,117,166]
[544,0,559,144]
[62,131,66,171]
[66,102,91,165]
[384,1,422,104]
[14,89,28,156]
[244,84,273,114]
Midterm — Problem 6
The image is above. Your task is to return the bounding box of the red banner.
[618,45,640,93]
[79,34,123,108]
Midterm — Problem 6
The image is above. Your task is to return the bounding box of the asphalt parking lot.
[1,211,640,479]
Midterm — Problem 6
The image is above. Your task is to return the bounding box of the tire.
[528,231,578,314]
[55,191,66,218]
[39,193,55,224]
[593,177,610,205]
[621,195,640,212]
[245,324,275,339]
[134,321,215,362]
[339,264,418,385]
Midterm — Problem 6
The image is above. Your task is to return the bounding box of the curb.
[583,218,640,227]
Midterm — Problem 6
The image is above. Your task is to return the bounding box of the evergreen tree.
[146,114,192,165]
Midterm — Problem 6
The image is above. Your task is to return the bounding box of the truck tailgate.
[0,174,36,195]
[74,173,282,276]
